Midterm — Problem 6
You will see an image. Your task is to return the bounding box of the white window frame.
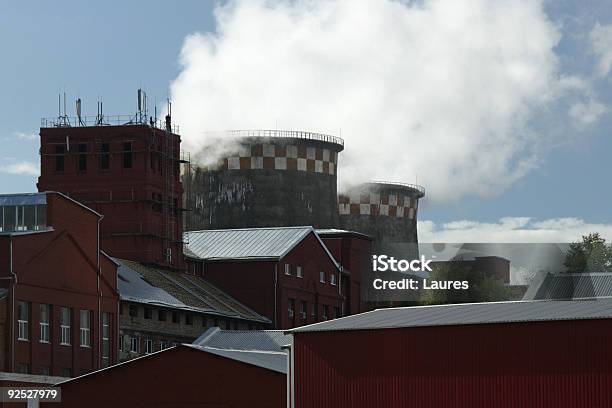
[160,340,169,350]
[80,310,91,347]
[144,339,154,354]
[330,273,336,285]
[17,301,28,341]
[39,304,50,343]
[288,299,295,318]
[130,337,139,353]
[319,271,325,283]
[285,264,291,275]
[296,266,303,278]
[60,307,71,346]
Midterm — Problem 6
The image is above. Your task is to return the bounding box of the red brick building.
[316,229,372,315]
[185,227,346,329]
[37,121,185,269]
[0,192,119,377]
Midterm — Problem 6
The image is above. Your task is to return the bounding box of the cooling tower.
[184,130,344,230]
[338,181,425,252]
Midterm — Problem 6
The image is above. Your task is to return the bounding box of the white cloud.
[13,131,38,141]
[569,98,607,127]
[0,161,39,177]
[169,0,603,202]
[419,217,612,243]
[590,22,612,77]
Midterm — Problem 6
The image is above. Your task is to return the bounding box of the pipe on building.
[274,264,278,328]
[9,235,16,372]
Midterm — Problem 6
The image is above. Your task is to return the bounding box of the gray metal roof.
[289,298,612,333]
[185,226,339,268]
[115,259,270,323]
[194,328,290,352]
[526,272,612,300]
[187,344,287,374]
[0,192,46,206]
[116,259,188,309]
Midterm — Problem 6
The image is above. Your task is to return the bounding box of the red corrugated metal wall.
[293,319,612,407]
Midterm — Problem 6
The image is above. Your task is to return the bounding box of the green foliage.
[563,233,612,273]
[419,259,511,305]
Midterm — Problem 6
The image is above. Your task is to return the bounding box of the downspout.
[283,343,291,408]
[97,216,102,369]
[9,235,16,372]
[274,264,278,328]
[339,265,343,316]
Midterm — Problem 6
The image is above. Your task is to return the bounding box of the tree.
[563,233,612,273]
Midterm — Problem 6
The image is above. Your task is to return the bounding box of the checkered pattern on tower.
[338,191,419,219]
[219,143,338,175]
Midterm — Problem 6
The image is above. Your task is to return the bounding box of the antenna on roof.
[165,98,172,132]
[137,88,148,123]
[57,92,70,127]
[76,98,84,126]
[96,100,104,125]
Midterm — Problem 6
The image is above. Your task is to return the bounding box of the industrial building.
[524,271,612,300]
[286,299,612,408]
[184,130,345,231]
[37,103,186,270]
[184,226,347,329]
[116,258,270,361]
[42,342,286,408]
[0,192,119,377]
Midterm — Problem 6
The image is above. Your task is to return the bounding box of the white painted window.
[130,337,139,353]
[102,312,110,367]
[145,339,153,354]
[330,274,336,285]
[296,266,303,278]
[17,301,28,341]
[320,271,326,283]
[39,304,50,343]
[285,264,291,275]
[60,307,71,345]
[80,310,91,347]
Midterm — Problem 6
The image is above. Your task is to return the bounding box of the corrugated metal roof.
[289,298,612,333]
[116,259,270,323]
[184,226,339,268]
[529,272,612,300]
[0,192,46,206]
[187,345,287,374]
[116,259,188,309]
[185,226,313,260]
[194,328,290,352]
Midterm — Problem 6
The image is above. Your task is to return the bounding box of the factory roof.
[288,298,612,333]
[115,259,270,323]
[316,229,373,240]
[184,226,340,269]
[194,328,290,352]
[523,272,612,300]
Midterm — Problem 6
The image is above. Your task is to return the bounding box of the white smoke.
[169,0,597,202]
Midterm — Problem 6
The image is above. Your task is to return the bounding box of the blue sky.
[1,0,612,242]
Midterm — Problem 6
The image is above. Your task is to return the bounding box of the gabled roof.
[288,298,612,333]
[116,259,270,324]
[524,272,612,300]
[194,327,290,352]
[184,226,340,269]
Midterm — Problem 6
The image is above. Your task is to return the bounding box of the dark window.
[123,142,133,168]
[301,301,307,320]
[55,145,65,172]
[40,366,51,376]
[144,308,152,319]
[78,143,87,171]
[129,304,138,317]
[334,307,341,319]
[100,143,110,169]
[60,368,72,378]
[185,314,193,325]
[322,305,329,320]
[172,312,179,324]
[16,363,30,374]
[288,298,295,319]
[158,310,167,322]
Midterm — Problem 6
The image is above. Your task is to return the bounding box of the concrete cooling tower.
[184,130,344,230]
[338,181,425,253]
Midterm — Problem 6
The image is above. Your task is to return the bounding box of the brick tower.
[37,96,186,269]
